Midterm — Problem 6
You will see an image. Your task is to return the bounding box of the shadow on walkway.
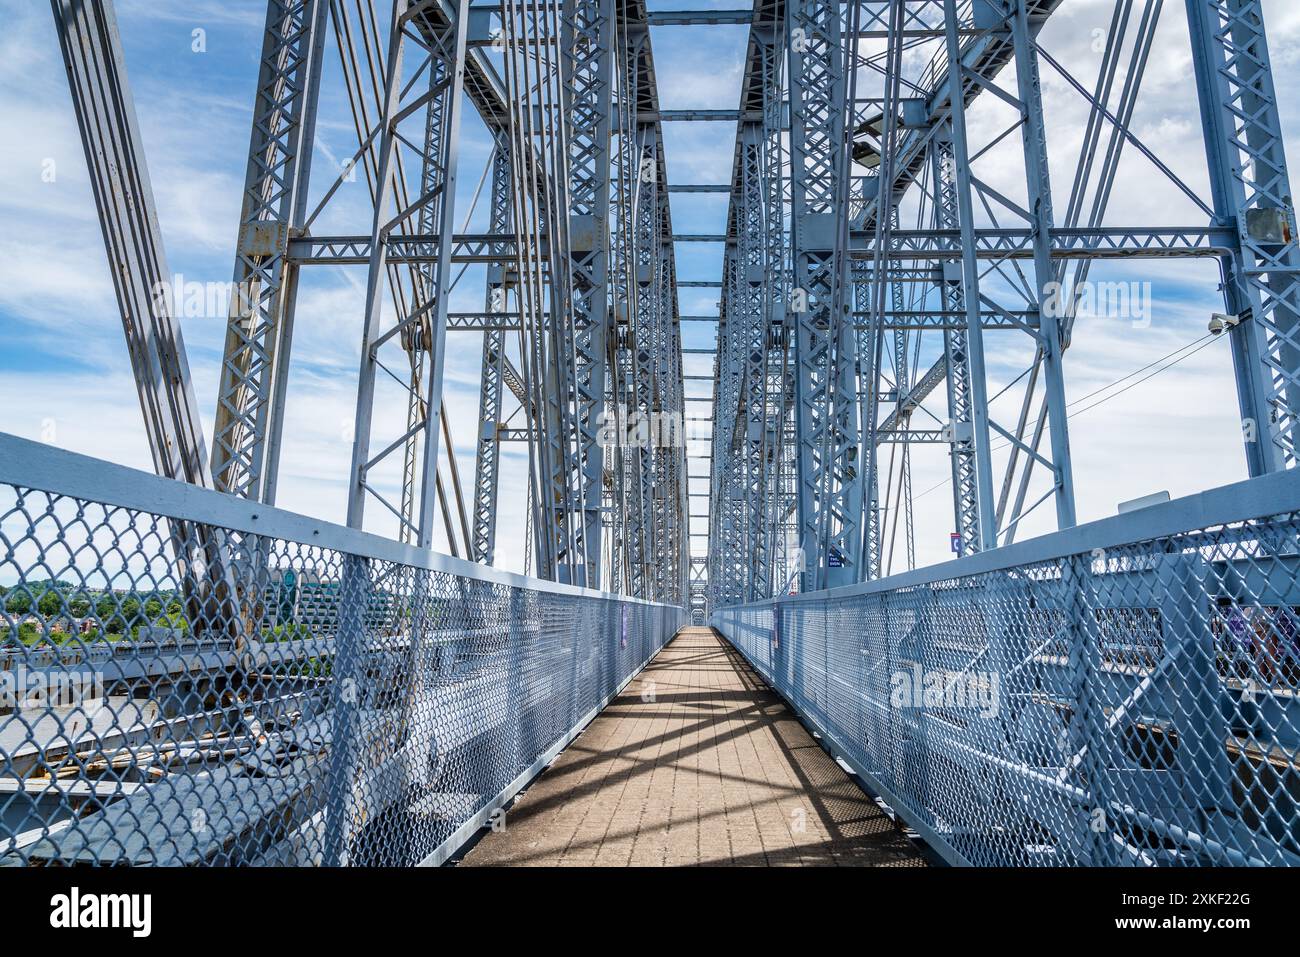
[459,627,926,867]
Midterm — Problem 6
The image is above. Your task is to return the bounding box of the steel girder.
[1186,0,1300,476]
[653,184,687,602]
[851,0,1073,570]
[756,14,791,601]
[50,0,242,642]
[603,28,637,595]
[711,237,746,605]
[562,0,616,588]
[738,125,771,601]
[629,125,662,596]
[857,2,907,581]
[617,6,688,602]
[336,0,478,554]
[712,120,783,604]
[1007,0,1077,532]
[470,137,514,564]
[788,0,862,591]
[51,0,213,489]
[282,224,1235,266]
[629,120,689,602]
[709,0,790,607]
[748,10,789,603]
[213,0,518,538]
[709,180,736,606]
[712,0,1087,597]
[649,146,676,600]
[610,30,646,597]
[711,188,764,606]
[500,0,581,581]
[848,0,1297,569]
[49,0,689,603]
[492,0,685,594]
[855,264,884,580]
[211,0,328,502]
[883,204,916,571]
[936,8,995,557]
[346,0,471,546]
[505,0,612,586]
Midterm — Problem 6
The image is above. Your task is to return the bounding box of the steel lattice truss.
[30,0,1300,869]
[52,0,690,602]
[47,0,1300,616]
[707,0,1300,607]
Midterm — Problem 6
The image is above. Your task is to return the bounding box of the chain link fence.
[714,472,1300,866]
[0,436,682,866]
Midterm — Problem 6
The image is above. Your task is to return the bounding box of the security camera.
[1209,313,1240,335]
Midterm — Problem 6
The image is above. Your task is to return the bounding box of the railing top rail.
[0,432,680,609]
[721,468,1300,610]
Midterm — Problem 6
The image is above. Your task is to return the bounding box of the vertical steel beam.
[1186,0,1300,475]
[564,0,617,588]
[939,0,997,551]
[705,0,787,606]
[787,0,861,589]
[739,123,769,601]
[347,0,470,542]
[632,127,661,596]
[471,138,514,563]
[612,20,638,593]
[933,135,985,555]
[1009,0,1076,529]
[757,12,788,599]
[211,0,328,502]
[51,0,212,488]
[652,196,680,599]
[855,261,883,580]
[609,23,642,594]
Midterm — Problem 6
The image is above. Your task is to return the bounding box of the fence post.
[771,599,783,688]
[323,553,368,866]
[1065,551,1115,865]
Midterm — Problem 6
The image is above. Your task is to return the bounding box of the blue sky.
[1,0,1298,575]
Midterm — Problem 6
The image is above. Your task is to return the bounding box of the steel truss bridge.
[1,0,1299,866]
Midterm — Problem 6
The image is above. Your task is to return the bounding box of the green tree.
[5,591,31,615]
[37,589,62,617]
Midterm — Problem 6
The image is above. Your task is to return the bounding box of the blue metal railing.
[0,434,683,866]
[713,470,1300,866]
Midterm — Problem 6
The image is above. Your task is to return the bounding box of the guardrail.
[0,434,683,866]
[713,469,1300,866]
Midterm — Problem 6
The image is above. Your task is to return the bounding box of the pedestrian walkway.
[460,627,926,866]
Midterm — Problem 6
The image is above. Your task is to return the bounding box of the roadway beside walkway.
[460,627,926,867]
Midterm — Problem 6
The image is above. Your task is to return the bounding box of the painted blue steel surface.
[0,435,683,865]
[714,471,1300,865]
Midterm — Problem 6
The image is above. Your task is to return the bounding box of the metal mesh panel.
[0,478,680,866]
[715,484,1300,866]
